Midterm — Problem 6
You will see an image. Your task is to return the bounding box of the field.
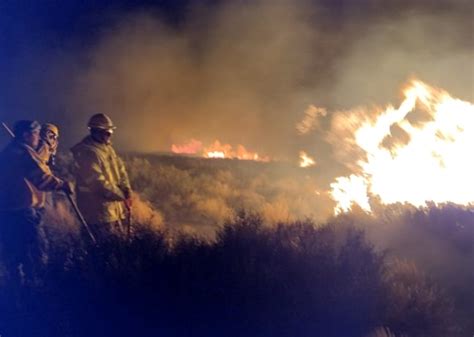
[0,154,473,337]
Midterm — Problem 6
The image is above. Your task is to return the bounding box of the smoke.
[131,191,164,230]
[125,155,333,236]
[63,1,322,157]
[43,191,164,239]
[328,12,474,108]
[65,0,472,169]
[1,0,471,164]
[296,105,327,135]
[1,0,472,228]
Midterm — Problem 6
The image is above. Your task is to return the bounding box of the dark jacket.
[0,140,64,210]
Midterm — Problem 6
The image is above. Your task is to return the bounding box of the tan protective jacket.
[0,140,64,210]
[71,136,131,224]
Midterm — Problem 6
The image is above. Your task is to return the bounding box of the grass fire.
[0,1,473,337]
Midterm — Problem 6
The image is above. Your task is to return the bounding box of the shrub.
[0,211,466,337]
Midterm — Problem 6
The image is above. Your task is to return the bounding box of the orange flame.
[171,139,270,161]
[171,139,203,154]
[330,80,474,214]
[203,141,233,159]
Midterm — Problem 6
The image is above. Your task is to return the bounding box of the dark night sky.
[0,1,188,102]
[0,0,352,91]
[0,0,204,102]
[0,0,343,129]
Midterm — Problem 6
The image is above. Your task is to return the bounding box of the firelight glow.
[171,140,270,161]
[330,80,474,214]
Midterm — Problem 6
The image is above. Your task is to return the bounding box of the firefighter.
[71,113,132,242]
[0,120,73,283]
[36,123,60,209]
[37,123,59,166]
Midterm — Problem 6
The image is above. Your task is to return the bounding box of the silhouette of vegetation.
[0,210,467,337]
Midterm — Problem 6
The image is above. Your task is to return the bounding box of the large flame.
[330,80,474,214]
[171,139,270,161]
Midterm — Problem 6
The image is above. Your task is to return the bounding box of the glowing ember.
[330,80,474,214]
[299,151,316,168]
[172,139,269,161]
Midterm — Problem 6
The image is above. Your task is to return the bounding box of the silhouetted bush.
[382,259,457,337]
[0,212,462,337]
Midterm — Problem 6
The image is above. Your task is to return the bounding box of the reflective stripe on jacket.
[71,136,131,224]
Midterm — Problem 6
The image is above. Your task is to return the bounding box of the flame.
[171,139,270,161]
[171,139,203,154]
[204,141,269,161]
[330,175,371,214]
[204,141,233,159]
[206,151,226,159]
[299,151,316,168]
[330,80,474,214]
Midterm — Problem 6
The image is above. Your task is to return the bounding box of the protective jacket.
[0,140,64,210]
[71,136,131,224]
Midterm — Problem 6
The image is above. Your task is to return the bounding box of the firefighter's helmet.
[13,120,41,137]
[87,113,116,131]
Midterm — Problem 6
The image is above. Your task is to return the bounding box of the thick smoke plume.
[74,0,473,170]
[2,0,470,167]
[64,1,324,156]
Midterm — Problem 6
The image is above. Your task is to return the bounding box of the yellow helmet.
[41,123,59,138]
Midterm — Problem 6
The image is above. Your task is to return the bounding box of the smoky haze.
[67,1,326,156]
[0,0,472,165]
